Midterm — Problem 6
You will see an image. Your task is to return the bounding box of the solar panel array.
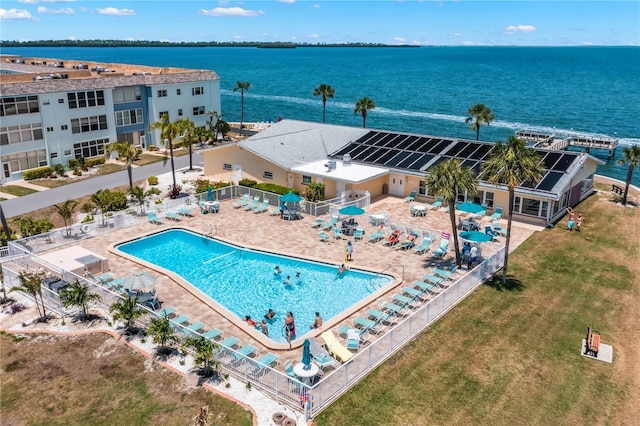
[330,130,582,193]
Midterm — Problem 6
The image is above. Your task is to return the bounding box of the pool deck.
[16,195,539,374]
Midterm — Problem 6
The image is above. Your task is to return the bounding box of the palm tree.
[106,140,138,189]
[354,97,376,128]
[465,104,494,141]
[179,118,197,171]
[184,336,219,377]
[10,272,47,320]
[313,84,335,124]
[52,199,78,237]
[617,145,640,206]
[90,189,113,226]
[147,314,178,355]
[232,82,251,136]
[480,136,544,285]
[424,159,478,267]
[207,110,221,141]
[59,279,102,320]
[109,293,145,334]
[194,405,210,426]
[149,113,181,187]
[129,186,147,214]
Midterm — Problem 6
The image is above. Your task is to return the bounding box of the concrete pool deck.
[6,194,537,372]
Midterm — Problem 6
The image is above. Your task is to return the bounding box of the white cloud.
[218,0,229,4]
[0,8,36,20]
[279,0,296,3]
[97,7,135,16]
[308,34,320,39]
[19,0,75,3]
[312,4,320,8]
[504,24,537,34]
[453,32,461,37]
[67,35,76,40]
[198,7,265,17]
[394,36,407,43]
[18,0,39,4]
[37,6,74,14]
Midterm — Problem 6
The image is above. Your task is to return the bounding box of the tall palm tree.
[313,84,335,124]
[10,272,47,320]
[232,82,251,136]
[354,97,376,128]
[52,199,78,237]
[480,136,544,285]
[465,104,494,141]
[106,140,138,189]
[149,113,181,187]
[147,314,179,355]
[424,159,478,267]
[617,145,640,206]
[207,110,221,141]
[90,189,113,226]
[109,293,145,334]
[59,279,103,320]
[178,118,197,171]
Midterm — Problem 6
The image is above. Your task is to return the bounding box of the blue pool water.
[116,229,393,343]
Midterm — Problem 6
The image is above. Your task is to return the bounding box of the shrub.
[210,181,230,190]
[10,303,27,314]
[167,184,182,199]
[109,190,128,211]
[148,176,159,186]
[155,199,163,205]
[68,158,79,169]
[73,168,83,176]
[148,145,157,152]
[252,183,299,196]
[81,215,94,223]
[146,187,161,196]
[194,179,212,194]
[81,202,94,213]
[239,179,257,188]
[52,163,66,175]
[85,157,105,168]
[23,166,54,180]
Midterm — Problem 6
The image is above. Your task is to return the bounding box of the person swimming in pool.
[284,275,291,285]
[264,309,276,322]
[295,271,301,280]
[274,266,281,275]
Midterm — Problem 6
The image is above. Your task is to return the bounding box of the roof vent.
[325,160,337,171]
[343,154,351,166]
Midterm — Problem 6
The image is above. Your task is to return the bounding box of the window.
[64,150,72,156]
[58,98,64,104]
[115,108,143,126]
[47,127,54,132]
[43,99,50,106]
[159,111,168,119]
[302,175,312,185]
[61,124,68,131]
[1,123,45,145]
[50,152,58,159]
[418,180,429,196]
[73,138,108,159]
[67,90,105,109]
[473,190,494,208]
[0,96,40,116]
[1,149,47,173]
[192,86,204,96]
[176,89,181,95]
[223,163,232,171]
[113,86,141,103]
[71,115,108,134]
[193,106,205,116]
[178,109,183,117]
[263,171,273,179]
[157,89,167,97]
[582,173,595,194]
[513,196,548,218]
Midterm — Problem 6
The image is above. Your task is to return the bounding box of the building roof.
[291,159,388,184]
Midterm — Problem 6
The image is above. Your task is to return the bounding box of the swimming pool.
[116,229,393,343]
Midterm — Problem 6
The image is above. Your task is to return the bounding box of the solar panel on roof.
[395,135,416,150]
[397,152,425,169]
[468,144,493,160]
[386,151,412,167]
[411,138,431,153]
[444,142,468,157]
[374,149,401,165]
[552,154,578,172]
[366,148,391,163]
[536,171,563,191]
[541,152,562,169]
[330,144,360,157]
[353,146,379,161]
[364,132,386,146]
[413,154,434,171]
[461,159,476,168]
[428,139,452,155]
[404,136,423,151]
[429,156,449,168]
[354,131,378,144]
[344,144,371,160]
[375,133,397,147]
[456,143,480,158]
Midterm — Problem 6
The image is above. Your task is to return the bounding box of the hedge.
[239,179,257,187]
[252,183,299,196]
[23,166,54,180]
[85,157,105,168]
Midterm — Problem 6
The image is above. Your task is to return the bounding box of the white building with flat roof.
[1,56,220,183]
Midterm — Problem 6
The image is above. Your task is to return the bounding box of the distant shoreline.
[0,41,419,49]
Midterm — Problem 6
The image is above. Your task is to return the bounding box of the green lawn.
[315,192,639,425]
[133,153,166,166]
[0,185,38,196]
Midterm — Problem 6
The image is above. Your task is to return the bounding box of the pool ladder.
[203,223,217,238]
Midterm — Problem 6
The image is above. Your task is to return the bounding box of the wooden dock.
[515,129,618,158]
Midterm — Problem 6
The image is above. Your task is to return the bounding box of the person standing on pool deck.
[279,201,287,220]
[346,241,353,261]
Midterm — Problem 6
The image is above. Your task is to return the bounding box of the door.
[389,173,405,196]
[288,173,294,188]
[233,164,243,184]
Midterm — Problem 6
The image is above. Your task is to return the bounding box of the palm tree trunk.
[502,188,515,285]
[476,126,480,141]
[363,114,367,128]
[449,201,462,267]
[322,100,326,124]
[169,140,176,187]
[127,164,133,189]
[188,142,193,171]
[622,165,633,205]
[240,92,245,136]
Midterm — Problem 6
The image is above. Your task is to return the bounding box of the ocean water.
[4,46,639,185]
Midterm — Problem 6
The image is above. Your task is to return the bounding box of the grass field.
[315,191,639,425]
[0,185,38,196]
[0,332,254,426]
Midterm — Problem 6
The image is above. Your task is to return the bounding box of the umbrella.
[338,205,365,216]
[120,270,157,293]
[456,202,485,215]
[459,231,492,244]
[207,185,213,201]
[301,338,312,369]
[280,191,302,203]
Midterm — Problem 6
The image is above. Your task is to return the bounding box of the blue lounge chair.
[392,293,418,309]
[242,196,260,210]
[186,321,206,334]
[309,338,337,370]
[423,274,445,286]
[219,336,240,350]
[268,206,281,216]
[353,227,364,240]
[203,328,223,340]
[319,231,331,242]
[366,308,395,325]
[321,215,339,230]
[431,196,443,209]
[432,238,450,257]
[253,200,270,213]
[106,278,124,291]
[165,211,181,221]
[352,316,379,334]
[413,237,432,254]
[332,227,342,240]
[284,360,298,378]
[337,324,352,338]
[403,189,417,202]
[490,207,503,221]
[157,306,177,317]
[367,229,385,243]
[177,207,194,217]
[493,220,508,237]
[412,280,437,293]
[485,225,500,241]
[251,352,279,374]
[381,301,406,316]
[402,286,426,300]
[233,344,258,360]
[433,265,458,280]
[232,194,250,208]
[396,233,418,250]
[171,314,190,326]
[311,218,326,228]
[346,329,360,351]
[147,212,163,224]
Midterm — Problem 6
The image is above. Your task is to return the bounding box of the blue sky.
[1,1,638,46]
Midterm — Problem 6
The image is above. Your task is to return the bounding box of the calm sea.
[3,46,639,185]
